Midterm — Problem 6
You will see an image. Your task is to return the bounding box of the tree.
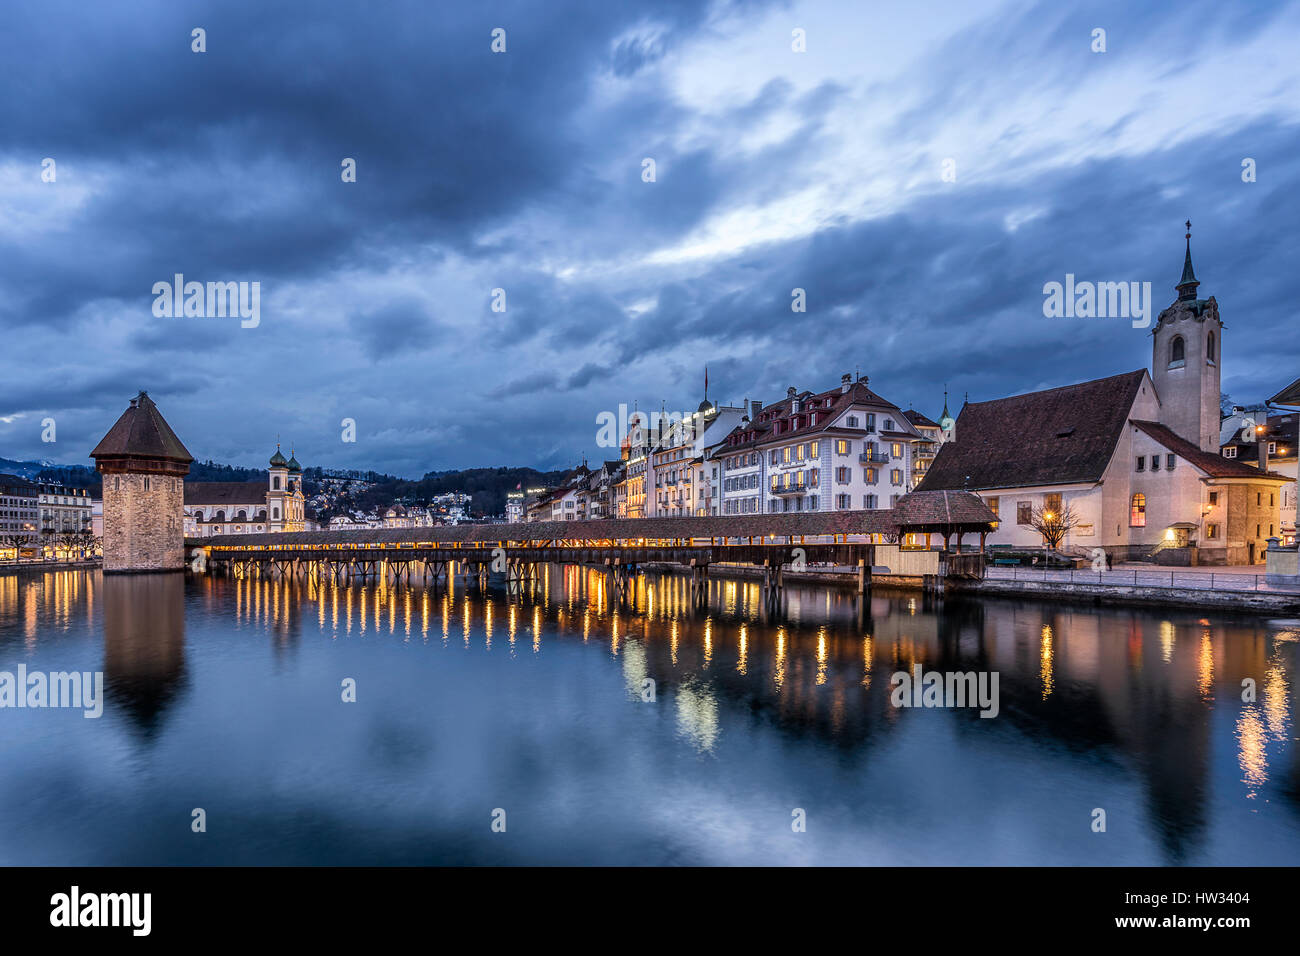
[0,531,34,559]
[1028,503,1083,550]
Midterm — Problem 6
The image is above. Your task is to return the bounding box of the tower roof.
[1176,220,1200,301]
[269,443,288,467]
[287,447,302,471]
[90,391,194,464]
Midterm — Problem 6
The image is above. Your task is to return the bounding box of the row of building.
[519,231,1298,566]
[0,476,96,558]
[521,374,952,527]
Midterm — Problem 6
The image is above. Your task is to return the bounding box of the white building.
[712,374,924,515]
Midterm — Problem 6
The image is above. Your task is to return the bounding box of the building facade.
[0,474,40,558]
[712,374,923,516]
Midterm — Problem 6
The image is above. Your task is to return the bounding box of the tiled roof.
[198,490,995,547]
[1131,421,1289,480]
[184,481,267,505]
[90,392,194,464]
[714,380,918,452]
[917,370,1147,492]
[902,409,940,429]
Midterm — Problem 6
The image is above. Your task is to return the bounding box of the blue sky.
[2,0,1298,475]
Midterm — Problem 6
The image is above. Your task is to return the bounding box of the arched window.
[235,510,247,521]
[273,475,281,490]
[1206,330,1216,363]
[1169,336,1185,367]
[1130,493,1146,528]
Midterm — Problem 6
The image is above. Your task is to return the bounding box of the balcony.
[860,451,890,464]
[770,477,812,496]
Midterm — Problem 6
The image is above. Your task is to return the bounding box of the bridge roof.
[196,491,996,548]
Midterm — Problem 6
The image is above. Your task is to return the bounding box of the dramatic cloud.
[1,0,1297,475]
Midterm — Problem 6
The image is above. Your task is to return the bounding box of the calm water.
[1,566,1298,866]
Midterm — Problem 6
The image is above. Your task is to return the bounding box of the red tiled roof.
[917,370,1147,492]
[715,380,916,452]
[1131,421,1289,480]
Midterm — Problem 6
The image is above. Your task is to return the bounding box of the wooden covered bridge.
[190,490,996,599]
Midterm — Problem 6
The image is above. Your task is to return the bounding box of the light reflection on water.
[1,566,1299,865]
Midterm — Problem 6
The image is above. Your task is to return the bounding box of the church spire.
[1176,219,1200,302]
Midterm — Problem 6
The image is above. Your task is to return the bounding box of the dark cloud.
[0,0,1295,475]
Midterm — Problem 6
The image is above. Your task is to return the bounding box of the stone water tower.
[90,391,194,573]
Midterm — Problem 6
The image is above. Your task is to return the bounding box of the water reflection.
[1,565,1298,865]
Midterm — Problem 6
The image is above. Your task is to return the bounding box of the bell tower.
[1151,221,1222,452]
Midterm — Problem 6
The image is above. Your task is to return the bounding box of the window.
[809,442,818,457]
[1044,493,1062,514]
[1151,456,1160,472]
[1166,454,1175,470]
[987,496,1000,530]
[783,447,792,463]
[891,442,903,458]
[1206,523,1218,539]
[884,419,894,431]
[1207,330,1216,363]
[847,415,858,427]
[836,494,851,509]
[1268,442,1277,455]
[1017,502,1032,525]
[865,494,878,509]
[836,440,850,455]
[143,477,150,491]
[1169,336,1185,367]
[1209,492,1218,507]
[1130,493,1146,527]
[891,469,903,486]
[797,444,806,461]
[836,466,850,484]
[1136,456,1145,472]
[1223,446,1237,459]
[864,467,877,483]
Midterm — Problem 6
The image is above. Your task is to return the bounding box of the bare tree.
[1028,503,1083,550]
[0,531,33,559]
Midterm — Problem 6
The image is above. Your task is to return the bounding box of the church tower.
[90,392,194,573]
[267,443,289,531]
[1151,222,1222,452]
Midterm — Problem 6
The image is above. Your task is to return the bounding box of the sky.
[2,0,1298,477]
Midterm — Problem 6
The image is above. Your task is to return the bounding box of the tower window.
[1169,336,1185,368]
[1206,330,1216,363]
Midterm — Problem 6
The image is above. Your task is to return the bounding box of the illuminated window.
[1130,493,1146,527]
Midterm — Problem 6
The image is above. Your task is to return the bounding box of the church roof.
[90,392,194,464]
[1130,421,1289,480]
[916,370,1148,492]
[184,481,267,505]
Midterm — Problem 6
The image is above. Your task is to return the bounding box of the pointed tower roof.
[938,387,955,431]
[90,391,194,465]
[1176,219,1200,301]
[269,442,288,467]
[287,445,302,472]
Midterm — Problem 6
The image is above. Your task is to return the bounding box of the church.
[182,444,307,537]
[917,227,1289,565]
